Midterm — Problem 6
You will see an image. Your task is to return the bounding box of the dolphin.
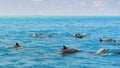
[9,42,23,48]
[96,48,109,54]
[100,38,116,42]
[74,33,86,38]
[114,51,120,54]
[59,45,80,54]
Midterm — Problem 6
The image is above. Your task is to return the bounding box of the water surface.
[0,16,120,68]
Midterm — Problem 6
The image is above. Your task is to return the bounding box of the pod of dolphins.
[8,33,120,55]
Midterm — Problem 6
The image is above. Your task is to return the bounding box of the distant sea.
[0,16,120,68]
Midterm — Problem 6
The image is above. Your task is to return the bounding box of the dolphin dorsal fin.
[106,49,110,51]
[63,45,68,50]
[16,42,20,46]
[100,39,102,42]
[113,40,116,42]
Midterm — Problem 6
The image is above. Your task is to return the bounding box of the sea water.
[0,16,120,68]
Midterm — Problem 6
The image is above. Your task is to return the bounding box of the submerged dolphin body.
[32,33,50,38]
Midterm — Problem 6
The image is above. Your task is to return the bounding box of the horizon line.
[0,15,120,17]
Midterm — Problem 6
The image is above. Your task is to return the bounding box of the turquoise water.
[0,16,120,68]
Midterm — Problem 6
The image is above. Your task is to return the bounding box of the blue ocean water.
[0,16,120,68]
